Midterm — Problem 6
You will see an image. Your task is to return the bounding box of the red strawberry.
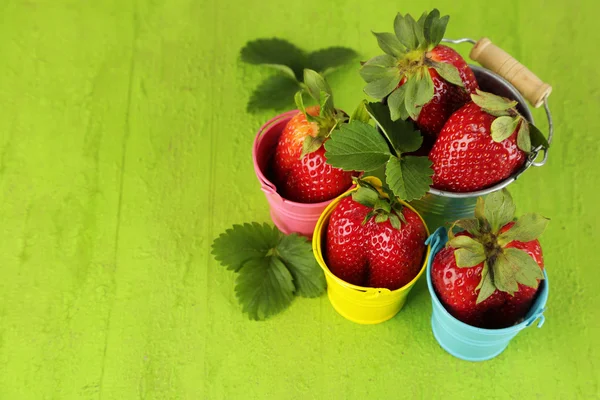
[361,10,478,137]
[325,181,427,290]
[429,90,538,192]
[272,106,353,203]
[431,189,548,329]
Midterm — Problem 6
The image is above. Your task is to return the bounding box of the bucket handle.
[442,37,554,167]
[525,307,546,328]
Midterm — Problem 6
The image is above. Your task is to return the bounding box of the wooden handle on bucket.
[470,38,552,108]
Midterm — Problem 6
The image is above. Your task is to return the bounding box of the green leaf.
[361,54,398,69]
[498,213,550,244]
[294,91,318,123]
[372,31,406,57]
[240,38,307,80]
[277,234,326,297]
[476,262,496,303]
[364,102,423,154]
[385,155,433,201]
[374,197,392,213]
[212,223,281,272]
[404,76,420,119]
[394,13,418,50]
[471,89,518,111]
[319,90,334,116]
[474,196,491,232]
[430,14,449,47]
[504,247,544,289]
[307,47,359,74]
[448,235,485,255]
[414,12,428,48]
[491,116,520,142]
[324,121,392,171]
[453,218,480,236]
[389,213,401,229]
[303,69,332,102]
[364,69,402,99]
[491,253,519,295]
[484,189,516,233]
[529,123,550,149]
[247,75,300,113]
[414,72,435,109]
[375,213,389,223]
[517,120,532,153]
[235,256,295,320]
[387,85,410,121]
[352,186,380,208]
[454,247,486,268]
[431,61,464,87]
[423,9,439,44]
[350,100,372,123]
[301,135,324,158]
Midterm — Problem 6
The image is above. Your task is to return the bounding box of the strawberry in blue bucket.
[431,189,548,329]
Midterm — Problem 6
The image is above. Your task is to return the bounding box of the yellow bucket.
[312,187,431,324]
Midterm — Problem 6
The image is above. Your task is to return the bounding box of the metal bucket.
[409,60,554,230]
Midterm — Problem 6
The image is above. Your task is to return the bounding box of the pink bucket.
[252,110,337,237]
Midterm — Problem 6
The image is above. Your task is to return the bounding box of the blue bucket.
[425,227,549,361]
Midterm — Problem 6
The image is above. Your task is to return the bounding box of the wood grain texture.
[0,0,598,398]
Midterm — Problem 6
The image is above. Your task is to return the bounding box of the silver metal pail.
[409,38,555,230]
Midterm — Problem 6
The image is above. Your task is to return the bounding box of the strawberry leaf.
[247,76,301,113]
[375,213,389,223]
[484,189,516,233]
[448,235,485,257]
[359,55,398,83]
[472,90,517,110]
[213,223,326,321]
[424,9,449,47]
[455,247,486,268]
[517,120,532,153]
[324,121,392,172]
[394,13,418,50]
[491,116,520,142]
[504,247,544,289]
[529,123,550,149]
[307,47,359,74]
[277,234,326,297]
[212,223,281,272]
[352,186,380,208]
[387,86,410,121]
[350,100,372,123]
[385,155,432,201]
[364,102,423,154]
[301,135,324,158]
[498,213,550,245]
[294,91,319,123]
[240,38,306,80]
[476,262,495,303]
[404,77,420,119]
[303,69,333,101]
[414,12,428,49]
[431,61,464,87]
[364,69,402,99]
[389,213,401,229]
[491,253,519,295]
[235,256,295,320]
[372,31,406,57]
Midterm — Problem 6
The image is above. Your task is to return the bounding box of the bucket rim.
[252,109,350,209]
[426,64,539,199]
[425,227,550,334]
[312,185,432,295]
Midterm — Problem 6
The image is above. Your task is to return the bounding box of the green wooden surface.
[0,0,598,398]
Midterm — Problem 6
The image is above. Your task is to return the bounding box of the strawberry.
[361,9,478,137]
[271,70,354,203]
[429,90,538,192]
[431,189,548,329]
[325,179,427,290]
